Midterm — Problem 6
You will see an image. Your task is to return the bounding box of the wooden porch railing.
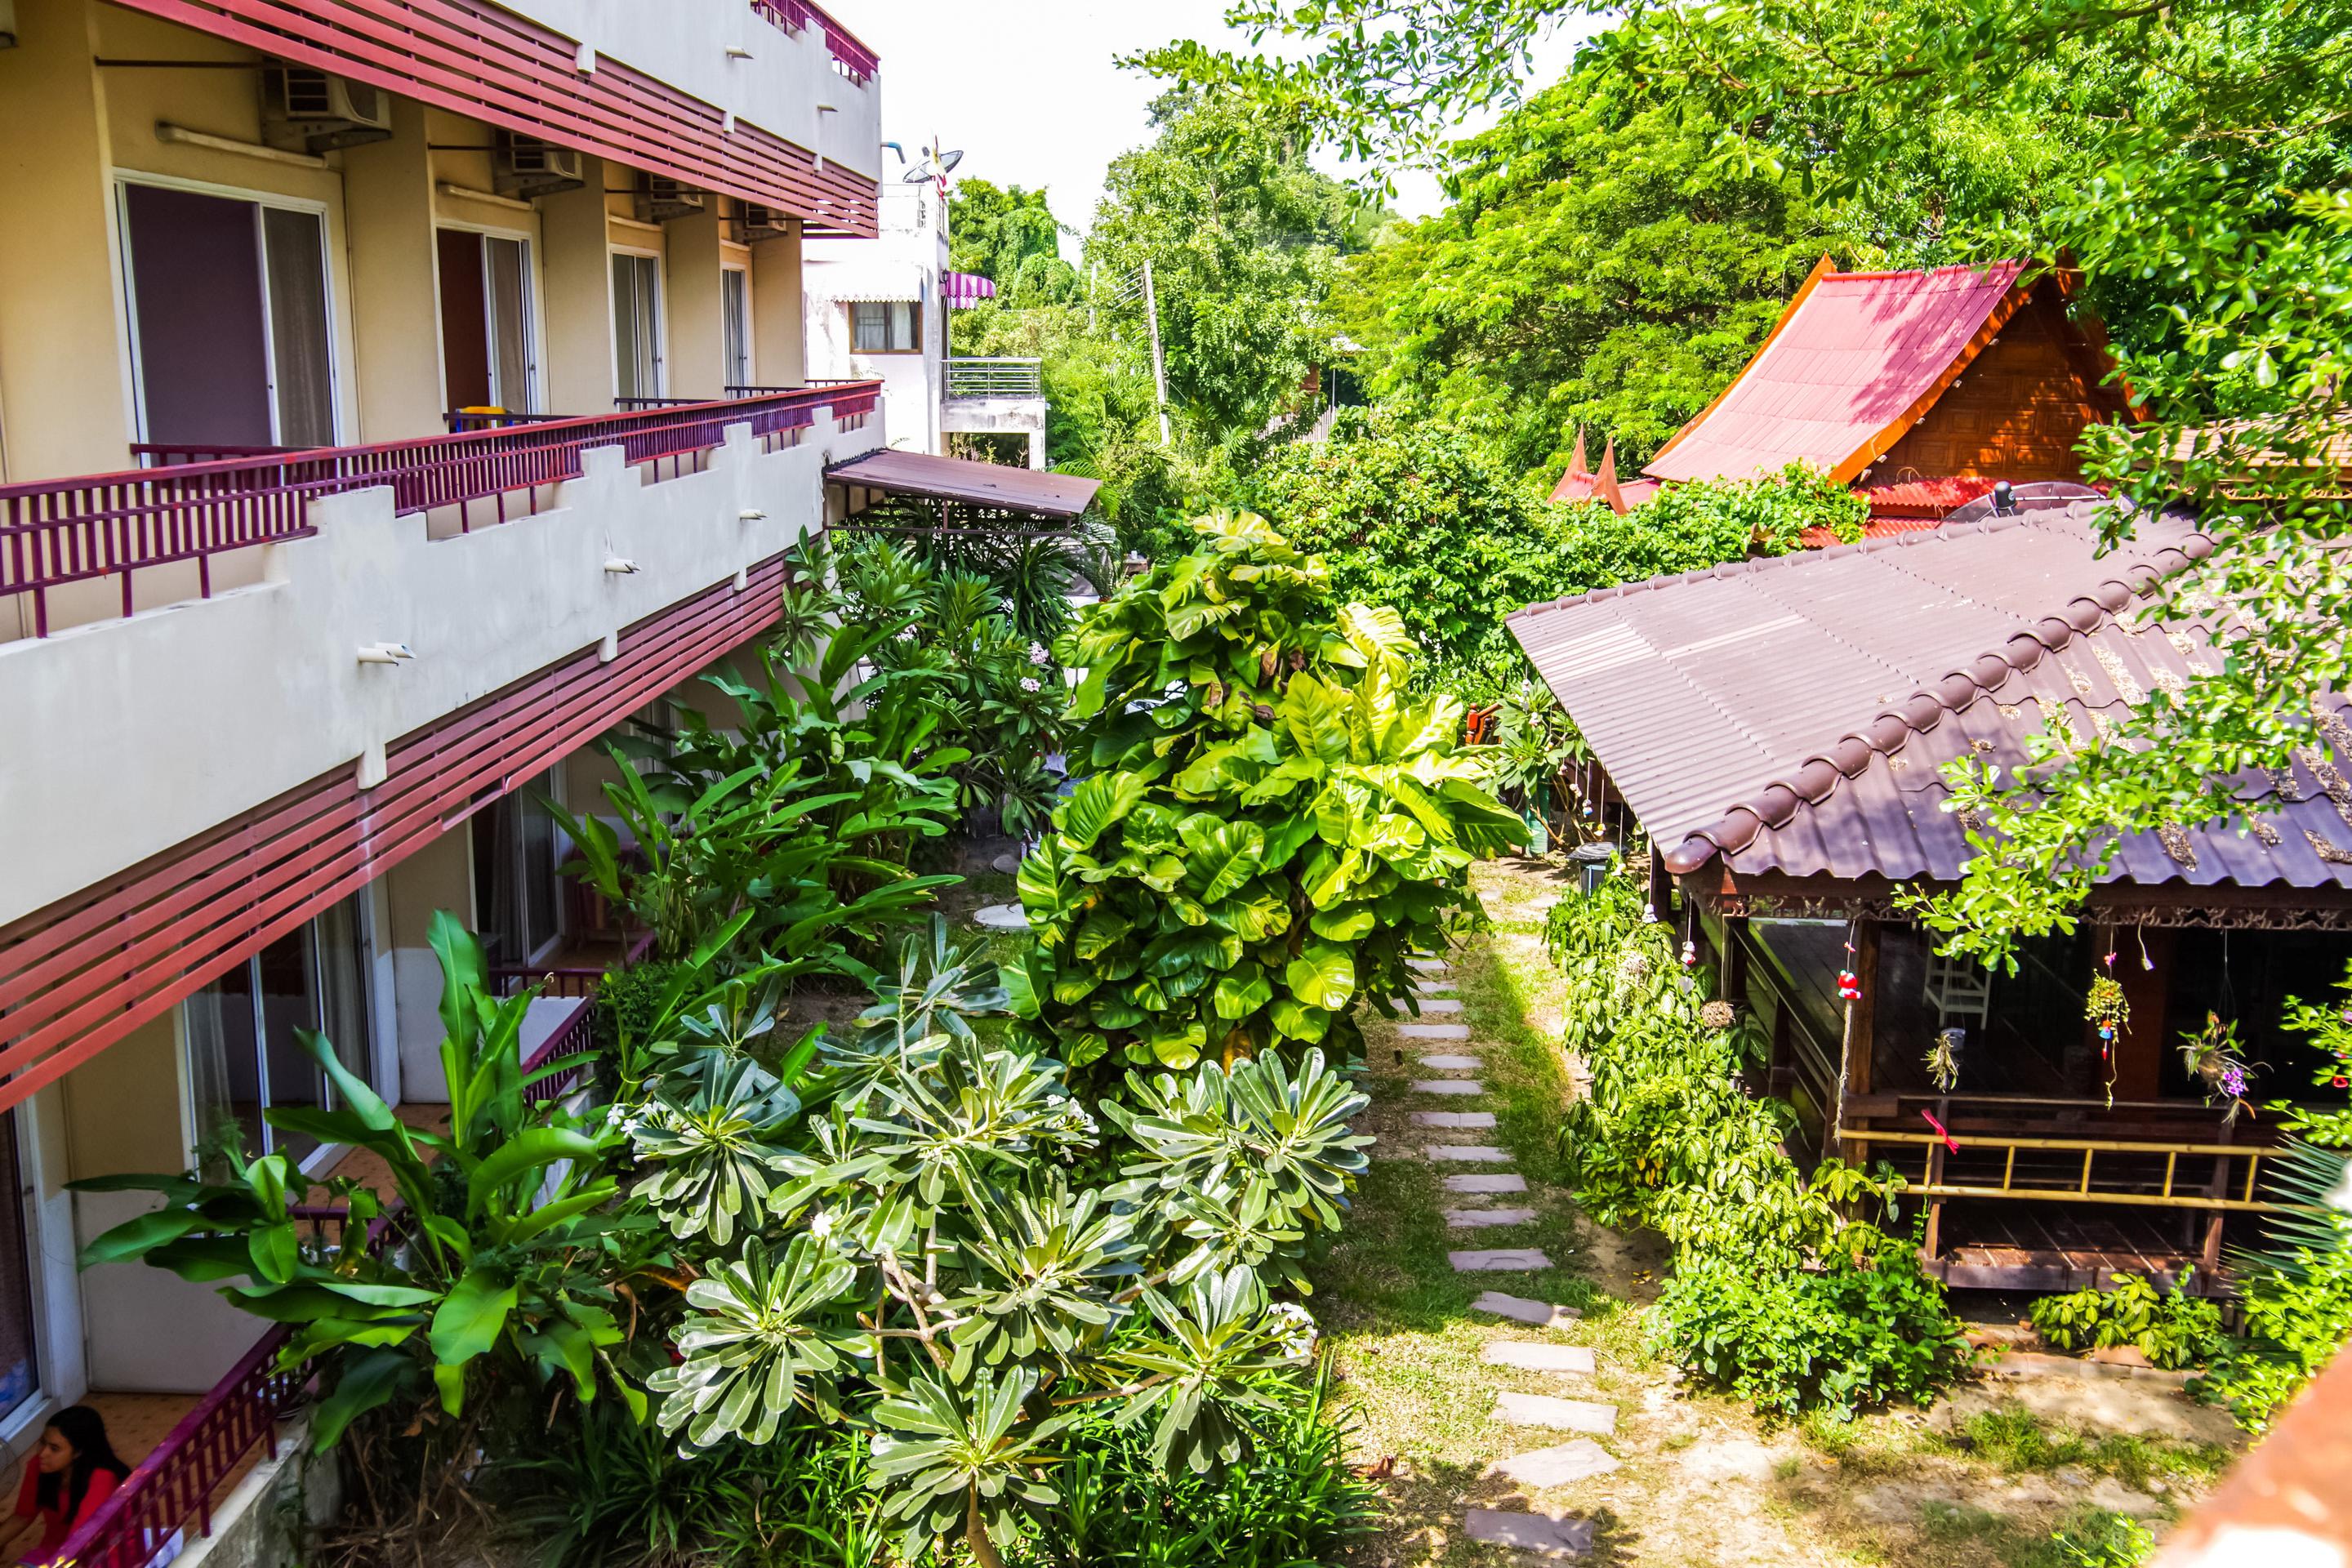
[1846,1126,2283,1214]
[2,385,877,636]
[50,947,641,1568]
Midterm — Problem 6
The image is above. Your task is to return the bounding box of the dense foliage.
[2029,1274,2225,1371]
[1007,515,1526,1084]
[947,180,1076,310]
[1145,0,2352,970]
[1245,413,1862,681]
[1544,873,1968,1419]
[2194,963,2352,1429]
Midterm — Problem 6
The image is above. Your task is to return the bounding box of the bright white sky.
[837,1,1604,251]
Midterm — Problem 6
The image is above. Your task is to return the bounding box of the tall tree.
[1085,90,1365,443]
[947,180,1077,307]
[1147,0,2352,964]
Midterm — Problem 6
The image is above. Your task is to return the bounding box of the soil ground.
[1319,857,2243,1567]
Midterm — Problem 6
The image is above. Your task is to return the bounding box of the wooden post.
[2201,1119,2236,1277]
[2110,926,2174,1102]
[1833,918,1880,1162]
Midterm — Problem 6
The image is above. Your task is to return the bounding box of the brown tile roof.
[1506,501,2352,889]
[828,449,1101,519]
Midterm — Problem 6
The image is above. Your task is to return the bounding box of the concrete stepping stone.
[1412,1111,1495,1129]
[1407,957,1450,973]
[1464,1508,1593,1559]
[1472,1290,1581,1327]
[1483,1343,1597,1374]
[1419,1053,1481,1070]
[1486,1440,1619,1488]
[1494,1392,1617,1434]
[1446,1174,1527,1195]
[1450,1248,1552,1272]
[1398,1022,1471,1040]
[1414,980,1458,996]
[1446,1207,1538,1228]
[1414,997,1464,1014]
[972,903,1029,931]
[1426,1144,1511,1163]
[1412,1079,1484,1096]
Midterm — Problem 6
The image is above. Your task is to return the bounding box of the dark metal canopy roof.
[1507,501,2352,892]
[827,449,1100,521]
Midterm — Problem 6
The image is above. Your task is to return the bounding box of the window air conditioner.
[735,203,792,243]
[262,65,394,151]
[494,132,586,198]
[638,176,710,224]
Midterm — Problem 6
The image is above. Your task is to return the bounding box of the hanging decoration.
[2178,1012,2256,1125]
[1681,938,1699,969]
[1837,927,1862,1002]
[1924,1027,1966,1094]
[2087,945,2127,1109]
[1921,1106,1961,1154]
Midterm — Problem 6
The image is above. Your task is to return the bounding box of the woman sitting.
[12,1405,130,1566]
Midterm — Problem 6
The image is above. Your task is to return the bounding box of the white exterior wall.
[0,409,882,929]
[804,185,946,452]
[492,0,881,183]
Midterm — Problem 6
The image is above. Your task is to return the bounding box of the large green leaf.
[1059,773,1152,852]
[310,1348,412,1450]
[465,1128,601,1218]
[1178,819,1267,903]
[427,1266,519,1370]
[1211,969,1273,1020]
[1284,944,1356,1011]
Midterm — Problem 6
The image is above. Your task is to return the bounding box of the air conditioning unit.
[262,65,393,152]
[637,176,708,224]
[493,132,585,197]
[735,202,792,243]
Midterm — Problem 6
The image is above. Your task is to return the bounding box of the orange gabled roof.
[1642,260,2029,487]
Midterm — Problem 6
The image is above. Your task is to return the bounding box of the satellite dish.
[938,149,964,174]
[902,164,934,184]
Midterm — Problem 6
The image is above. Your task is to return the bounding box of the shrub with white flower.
[1020,676,1041,693]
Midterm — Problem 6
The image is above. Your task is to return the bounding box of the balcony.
[0,385,883,932]
[945,357,1044,400]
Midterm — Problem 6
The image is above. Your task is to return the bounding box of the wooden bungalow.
[1508,501,2352,1294]
[1560,260,2140,536]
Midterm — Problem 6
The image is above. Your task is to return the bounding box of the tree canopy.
[947,179,1078,308]
[1147,0,2352,963]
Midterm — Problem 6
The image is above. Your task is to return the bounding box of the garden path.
[1318,859,2232,1568]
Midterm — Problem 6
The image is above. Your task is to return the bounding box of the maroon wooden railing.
[2,384,876,636]
[749,0,878,82]
[51,1326,306,1568]
[51,938,643,1568]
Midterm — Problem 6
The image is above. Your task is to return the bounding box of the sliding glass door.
[611,252,663,400]
[120,181,336,449]
[185,894,374,1169]
[438,229,537,413]
[722,266,751,389]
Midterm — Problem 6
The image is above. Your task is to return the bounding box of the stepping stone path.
[1494,1392,1618,1435]
[1466,1508,1594,1559]
[1368,951,1613,1557]
[971,903,1029,932]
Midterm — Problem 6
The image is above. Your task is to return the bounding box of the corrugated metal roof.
[828,449,1101,519]
[1506,502,2352,891]
[1643,262,2025,485]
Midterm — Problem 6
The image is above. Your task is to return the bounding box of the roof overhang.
[827,450,1100,521]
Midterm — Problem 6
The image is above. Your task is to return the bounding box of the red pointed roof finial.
[1548,426,1597,503]
[1596,438,1627,514]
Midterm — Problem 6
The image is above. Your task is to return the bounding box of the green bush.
[1651,1232,1970,1422]
[2029,1273,2225,1370]
[1007,514,1526,1084]
[1542,862,1967,1419]
[2038,1510,2157,1568]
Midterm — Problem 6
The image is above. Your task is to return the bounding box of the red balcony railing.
[749,0,877,83]
[1,384,878,637]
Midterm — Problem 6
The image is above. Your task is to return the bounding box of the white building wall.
[490,0,881,183]
[804,185,947,452]
[0,409,882,929]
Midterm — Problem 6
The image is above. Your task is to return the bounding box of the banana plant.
[74,913,648,1446]
[1007,514,1525,1085]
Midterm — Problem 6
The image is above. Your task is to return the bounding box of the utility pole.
[1142,258,1170,447]
[1086,261,1098,333]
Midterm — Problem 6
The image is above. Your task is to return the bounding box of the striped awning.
[943,270,998,310]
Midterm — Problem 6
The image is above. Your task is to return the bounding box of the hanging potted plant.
[1923,1027,1966,1094]
[2178,1011,2256,1125]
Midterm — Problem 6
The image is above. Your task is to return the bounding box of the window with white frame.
[850,301,920,354]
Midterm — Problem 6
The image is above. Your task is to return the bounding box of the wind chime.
[2085,936,2130,1110]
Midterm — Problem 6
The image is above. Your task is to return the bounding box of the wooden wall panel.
[1872,288,2123,483]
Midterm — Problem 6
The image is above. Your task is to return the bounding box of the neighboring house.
[1511,502,2352,1295]
[1566,260,2140,533]
[0,0,937,1556]
[804,186,1048,466]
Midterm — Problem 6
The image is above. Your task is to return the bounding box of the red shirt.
[14,1464,120,1565]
